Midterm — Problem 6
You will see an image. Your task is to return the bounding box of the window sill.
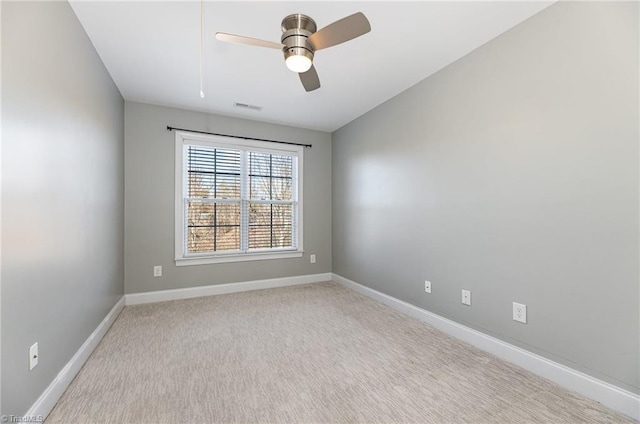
[175,250,304,266]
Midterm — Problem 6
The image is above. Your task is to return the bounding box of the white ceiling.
[69,1,553,132]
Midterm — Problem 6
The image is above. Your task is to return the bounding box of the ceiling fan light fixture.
[283,45,314,73]
[286,54,312,73]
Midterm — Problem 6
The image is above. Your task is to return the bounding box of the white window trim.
[174,130,304,266]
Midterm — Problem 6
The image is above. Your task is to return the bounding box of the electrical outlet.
[153,266,162,277]
[29,343,38,370]
[424,280,431,293]
[461,289,471,306]
[513,302,527,324]
[310,254,316,264]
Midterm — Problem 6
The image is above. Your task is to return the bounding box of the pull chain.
[199,0,205,98]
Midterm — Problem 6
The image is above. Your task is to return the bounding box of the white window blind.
[186,146,242,253]
[175,132,303,265]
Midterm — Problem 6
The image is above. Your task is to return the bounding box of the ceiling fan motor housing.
[281,14,317,63]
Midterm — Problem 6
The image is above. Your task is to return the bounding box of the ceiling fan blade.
[215,32,283,50]
[299,65,320,92]
[308,12,371,51]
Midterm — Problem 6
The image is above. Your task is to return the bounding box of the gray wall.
[1,1,124,416]
[332,1,639,394]
[124,102,331,294]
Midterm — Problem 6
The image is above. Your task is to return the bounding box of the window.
[175,131,303,265]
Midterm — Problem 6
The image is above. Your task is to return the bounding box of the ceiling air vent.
[234,102,262,112]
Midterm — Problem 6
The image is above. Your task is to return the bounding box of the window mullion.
[240,150,249,252]
[269,154,273,249]
[292,156,298,249]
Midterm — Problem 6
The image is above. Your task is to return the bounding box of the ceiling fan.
[215,12,371,92]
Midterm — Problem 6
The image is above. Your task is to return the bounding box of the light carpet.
[46,282,635,423]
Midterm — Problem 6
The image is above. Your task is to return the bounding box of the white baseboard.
[25,296,125,421]
[125,273,333,306]
[332,273,640,421]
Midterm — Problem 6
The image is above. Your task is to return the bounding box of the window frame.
[174,131,304,266]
